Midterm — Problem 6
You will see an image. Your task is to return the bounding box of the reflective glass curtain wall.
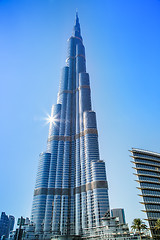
[131,148,160,239]
[31,14,110,237]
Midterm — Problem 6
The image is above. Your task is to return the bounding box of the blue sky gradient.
[0,0,160,228]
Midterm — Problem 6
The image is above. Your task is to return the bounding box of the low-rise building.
[82,215,150,240]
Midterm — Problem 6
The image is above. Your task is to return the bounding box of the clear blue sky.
[0,0,160,229]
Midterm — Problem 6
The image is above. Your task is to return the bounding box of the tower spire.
[73,10,81,39]
[76,9,79,23]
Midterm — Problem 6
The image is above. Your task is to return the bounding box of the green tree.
[131,218,147,240]
[154,218,160,239]
[155,218,160,231]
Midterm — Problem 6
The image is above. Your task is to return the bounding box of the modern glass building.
[31,13,110,239]
[111,208,126,225]
[0,212,15,239]
[130,148,160,239]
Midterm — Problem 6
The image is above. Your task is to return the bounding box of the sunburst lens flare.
[44,112,61,128]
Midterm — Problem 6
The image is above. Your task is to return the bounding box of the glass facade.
[31,13,110,238]
[0,212,15,239]
[111,208,126,225]
[131,148,160,239]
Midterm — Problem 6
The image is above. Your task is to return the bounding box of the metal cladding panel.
[59,66,69,92]
[48,104,61,137]
[57,67,69,104]
[35,152,51,189]
[76,56,86,75]
[91,161,107,182]
[47,104,61,188]
[32,152,51,232]
[79,72,89,86]
[44,104,61,232]
[76,41,85,56]
[83,110,100,229]
[91,161,109,226]
[84,111,97,130]
[79,73,91,114]
[67,37,75,59]
[76,45,86,73]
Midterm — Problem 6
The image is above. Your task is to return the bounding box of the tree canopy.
[131,218,147,240]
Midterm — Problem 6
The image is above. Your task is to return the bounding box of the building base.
[51,236,81,240]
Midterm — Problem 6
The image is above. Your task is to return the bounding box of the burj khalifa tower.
[31,13,110,239]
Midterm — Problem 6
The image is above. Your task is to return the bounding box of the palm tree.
[154,218,160,239]
[155,218,160,231]
[131,218,147,240]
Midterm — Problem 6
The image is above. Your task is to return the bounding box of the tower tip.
[73,10,81,39]
[76,8,78,16]
[75,9,79,23]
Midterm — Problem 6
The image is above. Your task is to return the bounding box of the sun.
[44,112,61,127]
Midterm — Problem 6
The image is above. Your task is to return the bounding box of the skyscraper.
[0,212,15,239]
[31,13,110,239]
[130,148,160,239]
